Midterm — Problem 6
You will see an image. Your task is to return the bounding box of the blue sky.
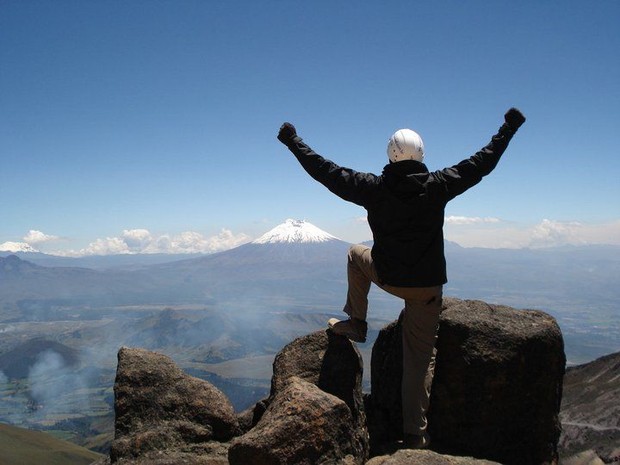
[1,1,619,255]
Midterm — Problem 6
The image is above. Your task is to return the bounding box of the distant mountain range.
[1,219,619,362]
[0,250,203,270]
[0,220,352,309]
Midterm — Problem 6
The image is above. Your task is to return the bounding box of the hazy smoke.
[27,349,90,417]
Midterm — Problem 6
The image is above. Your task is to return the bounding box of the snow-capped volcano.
[252,219,339,244]
[148,219,350,299]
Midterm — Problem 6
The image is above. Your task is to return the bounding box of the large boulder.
[270,330,364,405]
[228,376,360,465]
[369,298,565,465]
[110,347,238,463]
[267,329,369,460]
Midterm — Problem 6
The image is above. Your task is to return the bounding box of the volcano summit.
[252,219,340,244]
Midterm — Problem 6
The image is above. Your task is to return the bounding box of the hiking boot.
[327,318,367,343]
[402,432,430,450]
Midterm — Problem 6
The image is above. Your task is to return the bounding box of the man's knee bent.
[348,244,370,263]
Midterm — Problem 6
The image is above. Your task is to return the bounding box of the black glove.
[277,122,297,144]
[504,108,526,130]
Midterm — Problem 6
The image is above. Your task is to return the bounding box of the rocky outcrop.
[110,347,238,463]
[231,330,369,463]
[99,298,566,465]
[106,331,369,465]
[229,377,360,465]
[268,330,369,460]
[368,298,565,465]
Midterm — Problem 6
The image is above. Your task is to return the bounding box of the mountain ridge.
[0,422,103,465]
[1,219,618,363]
[560,351,620,462]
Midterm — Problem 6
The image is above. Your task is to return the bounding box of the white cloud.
[143,229,251,254]
[334,216,618,249]
[0,229,61,252]
[80,237,131,256]
[122,229,153,251]
[528,219,620,248]
[57,228,251,256]
[445,218,620,249]
[207,229,252,251]
[23,230,59,244]
[0,241,38,253]
[445,216,501,225]
[529,219,584,248]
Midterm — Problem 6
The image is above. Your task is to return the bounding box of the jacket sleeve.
[283,135,378,207]
[434,123,518,201]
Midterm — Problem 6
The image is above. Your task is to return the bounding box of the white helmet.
[387,129,424,163]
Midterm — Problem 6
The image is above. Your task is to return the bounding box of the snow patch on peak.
[252,219,339,244]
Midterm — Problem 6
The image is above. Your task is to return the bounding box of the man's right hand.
[504,108,526,130]
[278,122,297,144]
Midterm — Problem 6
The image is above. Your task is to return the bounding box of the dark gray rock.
[235,405,254,435]
[367,315,405,449]
[268,329,369,460]
[369,298,565,465]
[228,376,359,465]
[110,347,238,463]
[236,397,269,433]
[431,298,565,464]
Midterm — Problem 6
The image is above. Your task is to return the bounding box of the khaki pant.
[343,244,442,435]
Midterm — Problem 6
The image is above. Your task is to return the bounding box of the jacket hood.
[382,160,430,196]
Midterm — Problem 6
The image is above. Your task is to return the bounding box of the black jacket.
[282,123,517,287]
